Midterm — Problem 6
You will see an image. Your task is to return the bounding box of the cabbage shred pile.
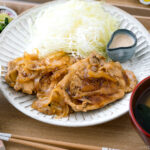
[30,0,119,58]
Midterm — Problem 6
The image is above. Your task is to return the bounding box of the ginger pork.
[5,51,137,117]
[5,51,77,94]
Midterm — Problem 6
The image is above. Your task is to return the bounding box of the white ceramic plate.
[0,1,150,127]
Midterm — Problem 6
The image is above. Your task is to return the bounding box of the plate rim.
[0,1,150,127]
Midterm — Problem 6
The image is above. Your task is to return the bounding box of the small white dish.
[0,6,17,18]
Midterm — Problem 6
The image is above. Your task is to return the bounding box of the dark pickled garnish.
[135,104,150,133]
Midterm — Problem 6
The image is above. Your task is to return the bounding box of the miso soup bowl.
[129,76,150,146]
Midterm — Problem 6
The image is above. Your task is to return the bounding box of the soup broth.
[145,95,150,107]
[134,87,150,134]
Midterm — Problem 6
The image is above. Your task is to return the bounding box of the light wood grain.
[106,0,150,9]
[20,0,150,9]
[0,1,149,150]
[112,3,150,17]
[0,0,35,14]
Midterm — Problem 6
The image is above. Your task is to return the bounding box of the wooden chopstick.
[0,133,102,150]
[12,134,102,150]
[9,138,68,150]
[0,134,67,150]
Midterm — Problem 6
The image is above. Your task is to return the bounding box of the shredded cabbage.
[29,0,119,58]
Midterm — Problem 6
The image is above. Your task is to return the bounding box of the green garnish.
[0,17,12,33]
[0,22,5,33]
[0,13,13,22]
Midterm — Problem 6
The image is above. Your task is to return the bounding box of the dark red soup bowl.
[129,76,150,146]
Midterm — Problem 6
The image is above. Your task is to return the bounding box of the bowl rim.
[129,76,150,137]
[0,6,17,18]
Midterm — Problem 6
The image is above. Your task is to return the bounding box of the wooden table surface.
[17,0,150,9]
[0,1,150,150]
